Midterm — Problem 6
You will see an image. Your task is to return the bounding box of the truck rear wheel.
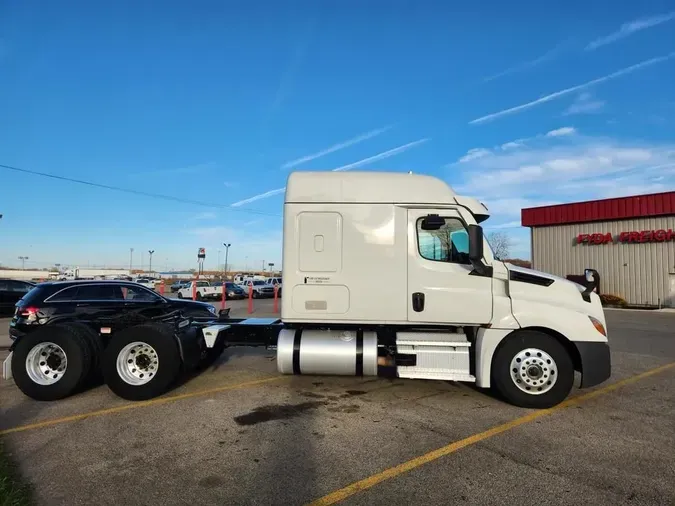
[102,324,181,401]
[491,330,574,409]
[11,325,92,401]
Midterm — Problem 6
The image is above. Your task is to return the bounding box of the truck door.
[407,208,492,324]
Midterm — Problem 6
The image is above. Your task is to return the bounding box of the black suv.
[6,280,228,402]
[0,279,36,315]
[9,280,218,342]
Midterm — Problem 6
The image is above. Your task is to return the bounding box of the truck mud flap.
[2,351,13,381]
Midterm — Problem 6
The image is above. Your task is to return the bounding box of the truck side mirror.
[468,224,484,262]
[468,224,492,277]
[420,214,445,230]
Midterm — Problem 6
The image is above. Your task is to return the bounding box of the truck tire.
[491,330,574,409]
[66,323,104,385]
[102,323,181,401]
[177,292,184,299]
[11,324,92,401]
[196,292,203,301]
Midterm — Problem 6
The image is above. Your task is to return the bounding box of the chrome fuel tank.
[277,329,378,376]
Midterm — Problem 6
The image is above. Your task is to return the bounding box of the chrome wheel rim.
[25,342,67,385]
[510,348,557,395]
[116,341,159,386]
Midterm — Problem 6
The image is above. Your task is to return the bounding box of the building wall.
[532,216,675,307]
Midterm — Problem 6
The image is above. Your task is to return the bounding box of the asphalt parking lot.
[1,309,674,506]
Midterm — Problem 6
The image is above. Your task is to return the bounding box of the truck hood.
[505,263,604,320]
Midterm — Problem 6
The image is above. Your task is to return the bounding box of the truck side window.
[416,217,471,265]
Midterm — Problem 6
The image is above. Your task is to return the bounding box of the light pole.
[18,256,28,269]
[223,243,231,278]
[148,250,155,273]
[129,248,134,271]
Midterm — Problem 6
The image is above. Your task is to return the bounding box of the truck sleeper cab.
[272,171,610,409]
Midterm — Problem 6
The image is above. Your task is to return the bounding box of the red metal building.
[522,191,675,307]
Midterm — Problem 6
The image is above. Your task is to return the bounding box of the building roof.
[522,191,675,227]
[285,171,458,204]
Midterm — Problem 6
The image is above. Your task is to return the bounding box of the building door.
[669,274,675,308]
[407,208,493,324]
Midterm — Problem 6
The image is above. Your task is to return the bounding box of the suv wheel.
[102,323,181,401]
[12,324,92,401]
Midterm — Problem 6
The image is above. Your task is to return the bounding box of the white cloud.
[469,52,675,124]
[332,138,429,171]
[501,141,525,150]
[281,125,392,169]
[546,127,576,137]
[586,11,675,51]
[563,92,606,115]
[452,128,574,167]
[449,133,675,261]
[482,42,566,82]
[459,148,492,163]
[230,187,286,207]
[229,139,430,207]
[453,132,675,198]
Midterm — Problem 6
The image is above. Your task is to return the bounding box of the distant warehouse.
[522,191,675,308]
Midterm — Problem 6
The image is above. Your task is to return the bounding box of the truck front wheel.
[491,330,574,409]
[102,324,181,401]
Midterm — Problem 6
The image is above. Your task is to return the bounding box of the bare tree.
[488,232,512,259]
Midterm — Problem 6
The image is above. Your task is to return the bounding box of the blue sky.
[1,1,674,271]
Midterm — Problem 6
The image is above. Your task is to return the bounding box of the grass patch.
[0,439,33,506]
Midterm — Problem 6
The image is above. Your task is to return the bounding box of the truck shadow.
[240,376,323,504]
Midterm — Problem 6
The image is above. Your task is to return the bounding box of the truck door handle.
[412,292,425,312]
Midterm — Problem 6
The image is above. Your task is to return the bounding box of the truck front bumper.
[575,341,611,388]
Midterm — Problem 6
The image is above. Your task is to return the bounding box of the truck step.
[395,331,469,347]
[395,331,472,382]
[397,370,475,382]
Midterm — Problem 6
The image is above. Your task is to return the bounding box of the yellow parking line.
[0,375,285,436]
[307,362,675,506]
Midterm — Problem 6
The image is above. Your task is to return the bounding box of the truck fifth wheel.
[3,171,611,408]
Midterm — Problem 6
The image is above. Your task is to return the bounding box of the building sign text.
[577,230,675,245]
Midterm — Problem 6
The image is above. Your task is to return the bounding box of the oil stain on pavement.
[233,389,368,425]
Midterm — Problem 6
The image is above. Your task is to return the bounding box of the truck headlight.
[588,316,606,337]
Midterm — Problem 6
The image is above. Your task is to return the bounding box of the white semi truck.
[4,171,610,408]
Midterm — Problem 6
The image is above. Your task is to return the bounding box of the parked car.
[264,277,282,296]
[207,281,246,299]
[135,278,156,290]
[176,280,221,300]
[7,280,218,344]
[170,280,190,292]
[239,279,275,298]
[225,282,246,299]
[0,279,37,315]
